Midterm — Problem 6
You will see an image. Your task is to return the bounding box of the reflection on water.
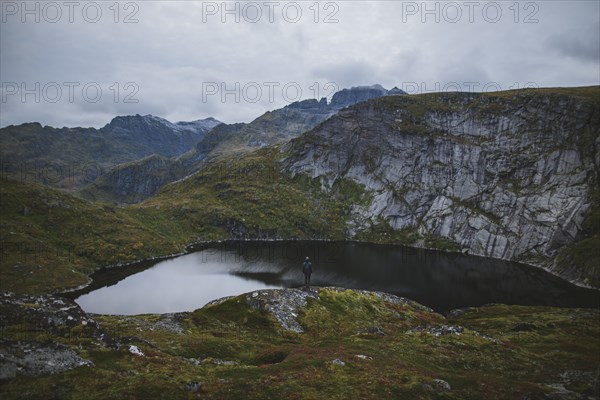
[75,241,599,315]
[75,250,283,315]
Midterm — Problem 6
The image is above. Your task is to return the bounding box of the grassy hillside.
[1,288,598,399]
[0,178,185,294]
[0,147,370,294]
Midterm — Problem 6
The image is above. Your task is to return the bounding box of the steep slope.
[77,155,187,204]
[0,115,221,189]
[142,86,599,286]
[0,178,189,293]
[82,85,406,203]
[282,87,600,286]
[102,114,221,157]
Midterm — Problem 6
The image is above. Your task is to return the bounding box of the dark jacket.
[302,259,313,274]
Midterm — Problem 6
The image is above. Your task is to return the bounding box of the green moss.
[1,288,599,399]
[451,197,502,226]
[423,234,462,252]
[555,188,600,286]
[354,217,420,245]
[331,178,372,207]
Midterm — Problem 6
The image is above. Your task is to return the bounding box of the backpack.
[303,260,312,274]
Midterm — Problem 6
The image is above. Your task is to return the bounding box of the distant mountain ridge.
[1,84,405,197]
[105,114,220,136]
[80,84,407,203]
[330,84,404,108]
[188,84,407,160]
[0,115,221,189]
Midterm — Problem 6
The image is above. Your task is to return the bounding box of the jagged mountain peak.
[105,114,221,133]
[389,86,406,95]
[175,117,222,132]
[330,84,407,109]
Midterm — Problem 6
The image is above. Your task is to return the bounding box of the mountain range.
[81,85,408,203]
[0,115,221,189]
[1,85,406,202]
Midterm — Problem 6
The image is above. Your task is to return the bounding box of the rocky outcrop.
[245,288,319,332]
[240,286,432,332]
[0,341,93,379]
[0,291,107,379]
[283,89,599,285]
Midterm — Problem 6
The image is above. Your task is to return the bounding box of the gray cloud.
[1,0,598,128]
[547,24,600,63]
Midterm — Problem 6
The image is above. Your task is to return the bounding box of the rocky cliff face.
[79,154,185,204]
[283,88,599,285]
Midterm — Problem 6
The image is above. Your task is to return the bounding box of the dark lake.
[71,241,599,315]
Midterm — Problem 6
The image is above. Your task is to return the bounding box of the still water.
[73,241,599,315]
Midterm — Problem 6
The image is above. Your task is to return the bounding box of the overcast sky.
[1,0,598,128]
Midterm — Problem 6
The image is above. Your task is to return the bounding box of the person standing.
[302,256,313,288]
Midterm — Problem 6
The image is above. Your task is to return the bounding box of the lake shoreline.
[56,238,599,302]
[57,239,600,316]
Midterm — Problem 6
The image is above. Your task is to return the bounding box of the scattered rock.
[0,291,113,347]
[202,358,238,366]
[152,314,186,334]
[355,354,373,361]
[360,326,386,336]
[204,296,236,307]
[184,381,202,393]
[521,393,553,400]
[331,359,346,366]
[120,314,186,335]
[543,383,582,399]
[446,307,477,318]
[244,288,319,333]
[432,379,452,391]
[474,331,501,343]
[128,345,144,357]
[407,325,464,337]
[0,341,93,379]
